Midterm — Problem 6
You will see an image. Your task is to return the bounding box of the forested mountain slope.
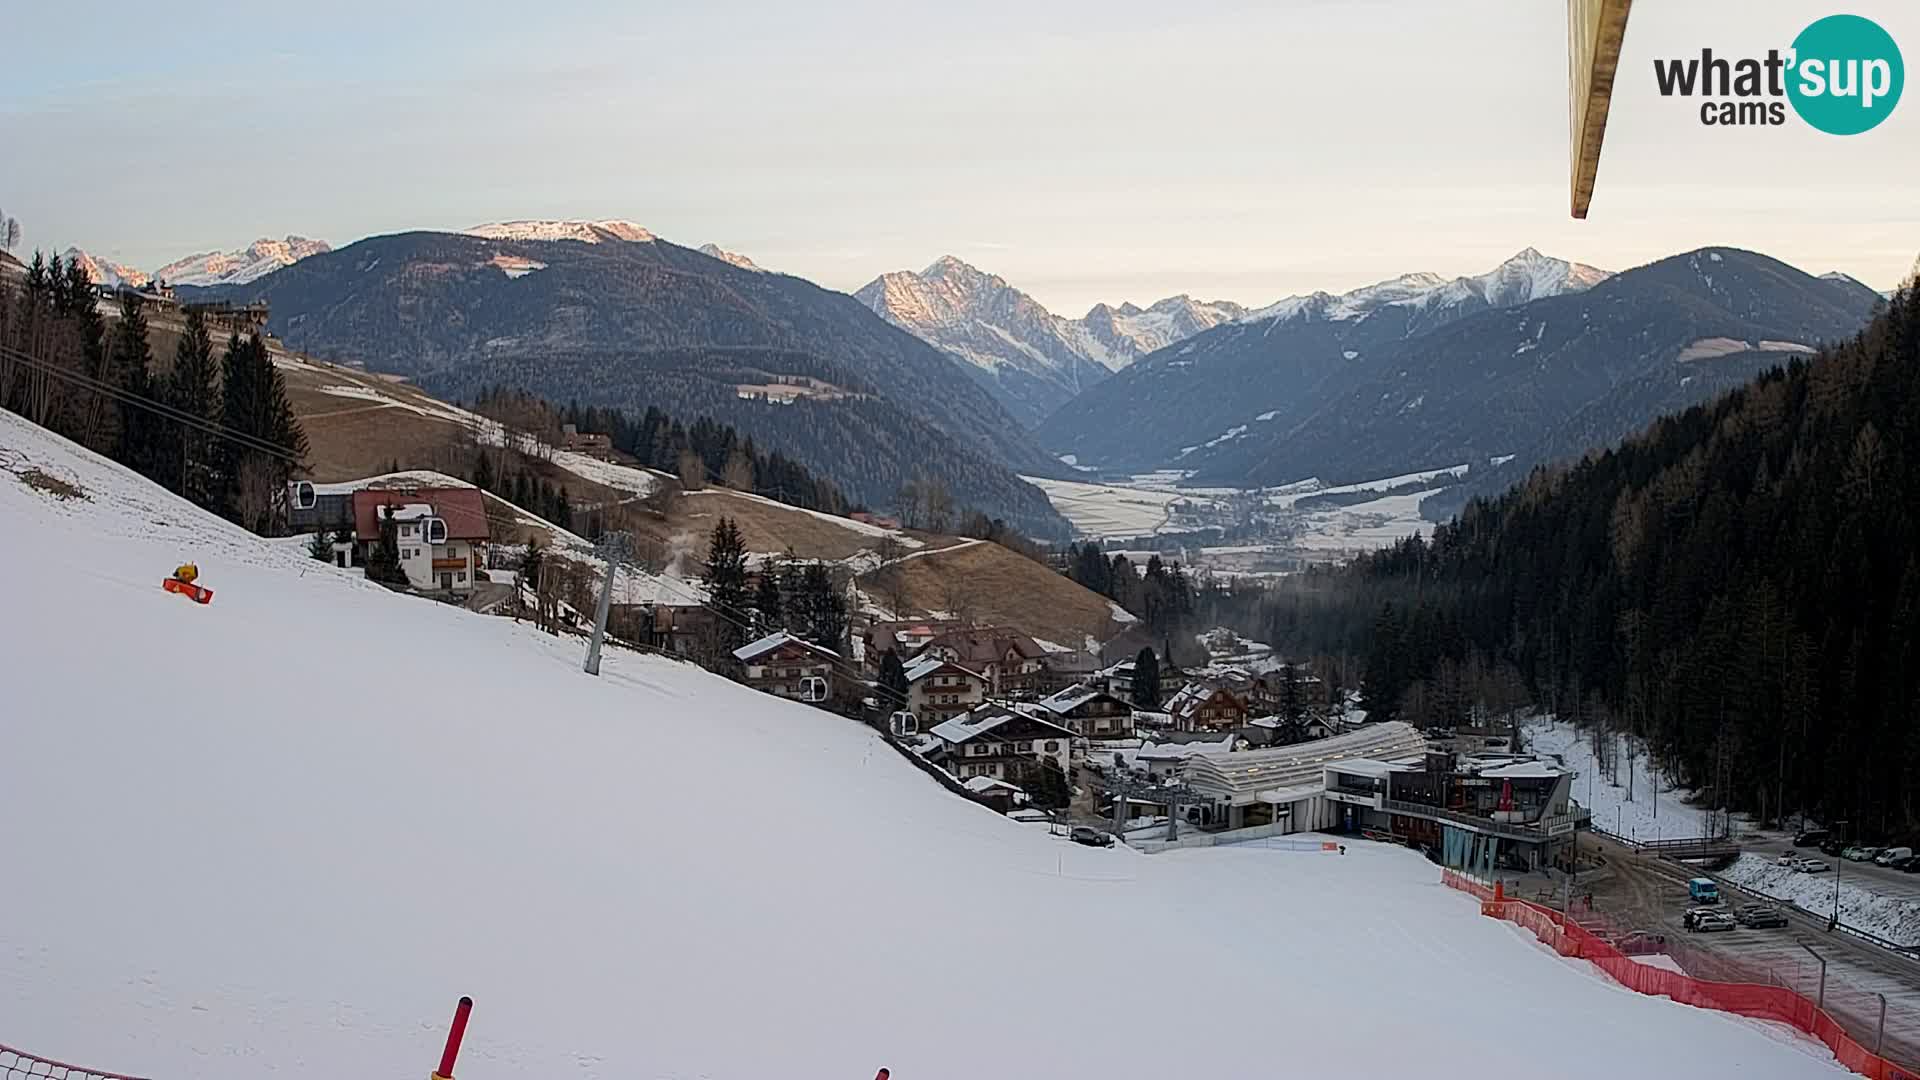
[196,230,1069,535]
[1351,280,1920,833]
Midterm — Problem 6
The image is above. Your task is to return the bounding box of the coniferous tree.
[309,529,335,561]
[1131,646,1161,709]
[703,516,751,647]
[800,561,848,652]
[109,293,162,482]
[364,508,409,586]
[753,565,784,633]
[878,647,910,711]
[164,309,220,507]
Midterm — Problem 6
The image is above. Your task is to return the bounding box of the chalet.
[961,775,1028,813]
[732,631,841,704]
[1037,648,1101,694]
[928,704,1074,783]
[351,488,490,593]
[1096,658,1138,700]
[1164,680,1250,733]
[1031,683,1135,741]
[915,627,1049,695]
[560,423,614,459]
[903,656,989,727]
[863,619,963,673]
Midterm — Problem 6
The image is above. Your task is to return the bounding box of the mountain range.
[190,226,1073,537]
[856,256,1244,427]
[1040,248,1612,471]
[62,235,331,290]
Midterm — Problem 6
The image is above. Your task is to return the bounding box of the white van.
[1873,846,1912,866]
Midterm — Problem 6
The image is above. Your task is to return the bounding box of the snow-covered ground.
[0,411,1845,1080]
[1720,856,1920,943]
[1526,715,1713,841]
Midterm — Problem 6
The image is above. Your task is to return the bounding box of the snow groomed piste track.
[0,409,1856,1079]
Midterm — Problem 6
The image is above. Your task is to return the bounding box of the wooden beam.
[1568,0,1635,219]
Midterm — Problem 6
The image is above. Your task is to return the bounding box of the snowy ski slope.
[0,411,1844,1080]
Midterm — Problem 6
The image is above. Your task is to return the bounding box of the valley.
[1026,462,1478,573]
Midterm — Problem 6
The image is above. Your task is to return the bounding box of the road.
[1583,834,1920,1068]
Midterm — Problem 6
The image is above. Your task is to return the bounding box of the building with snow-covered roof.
[350,488,490,593]
[903,656,988,728]
[1164,679,1250,732]
[927,704,1074,783]
[733,632,841,705]
[1030,683,1134,740]
[1177,721,1429,832]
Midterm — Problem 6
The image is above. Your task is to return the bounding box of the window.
[1045,741,1059,753]
[456,571,465,583]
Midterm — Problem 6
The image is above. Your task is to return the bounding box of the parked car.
[1903,858,1920,875]
[1843,846,1880,862]
[1684,909,1737,932]
[1796,858,1831,873]
[1775,853,1802,867]
[1069,826,1115,848]
[1874,846,1913,866]
[1888,855,1920,872]
[1737,905,1790,929]
[1617,930,1667,954]
[1687,877,1722,904]
[1820,839,1847,857]
[1794,828,1831,847]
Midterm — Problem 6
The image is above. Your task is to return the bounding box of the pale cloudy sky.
[3,0,1914,313]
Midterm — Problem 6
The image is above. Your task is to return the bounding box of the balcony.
[1381,798,1590,844]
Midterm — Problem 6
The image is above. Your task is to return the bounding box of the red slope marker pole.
[432,996,473,1080]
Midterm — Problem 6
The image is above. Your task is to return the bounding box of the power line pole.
[584,530,634,676]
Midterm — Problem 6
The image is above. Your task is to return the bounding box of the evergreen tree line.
[0,253,307,532]
[468,445,575,535]
[701,515,849,656]
[1064,542,1195,636]
[472,386,851,516]
[1332,284,1920,835]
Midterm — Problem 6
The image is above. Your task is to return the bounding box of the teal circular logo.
[1788,14,1903,135]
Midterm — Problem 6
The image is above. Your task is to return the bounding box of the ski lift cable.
[0,343,304,463]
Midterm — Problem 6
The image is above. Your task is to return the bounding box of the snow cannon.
[162,563,214,604]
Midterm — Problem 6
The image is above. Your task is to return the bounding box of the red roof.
[351,487,491,542]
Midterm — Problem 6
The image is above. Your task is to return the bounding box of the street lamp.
[1829,819,1848,932]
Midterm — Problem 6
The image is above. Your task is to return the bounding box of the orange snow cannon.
[163,563,213,604]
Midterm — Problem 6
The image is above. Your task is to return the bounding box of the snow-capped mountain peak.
[697,243,764,272]
[153,236,331,287]
[1244,249,1610,325]
[60,248,150,290]
[462,220,656,244]
[855,257,1249,427]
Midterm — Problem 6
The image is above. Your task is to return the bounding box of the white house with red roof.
[350,488,491,592]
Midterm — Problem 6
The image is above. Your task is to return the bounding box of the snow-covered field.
[1527,716,1713,840]
[1023,468,1447,555]
[1721,855,1920,943]
[0,412,1844,1079]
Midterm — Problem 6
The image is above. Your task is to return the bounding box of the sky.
[2,0,1915,314]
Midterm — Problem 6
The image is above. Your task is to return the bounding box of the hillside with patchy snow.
[0,411,1845,1080]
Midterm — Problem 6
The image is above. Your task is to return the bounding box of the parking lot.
[1582,835,1920,1068]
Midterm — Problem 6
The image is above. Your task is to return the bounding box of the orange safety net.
[1439,871,1920,1080]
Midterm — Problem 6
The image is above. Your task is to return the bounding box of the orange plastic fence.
[1439,870,1919,1080]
